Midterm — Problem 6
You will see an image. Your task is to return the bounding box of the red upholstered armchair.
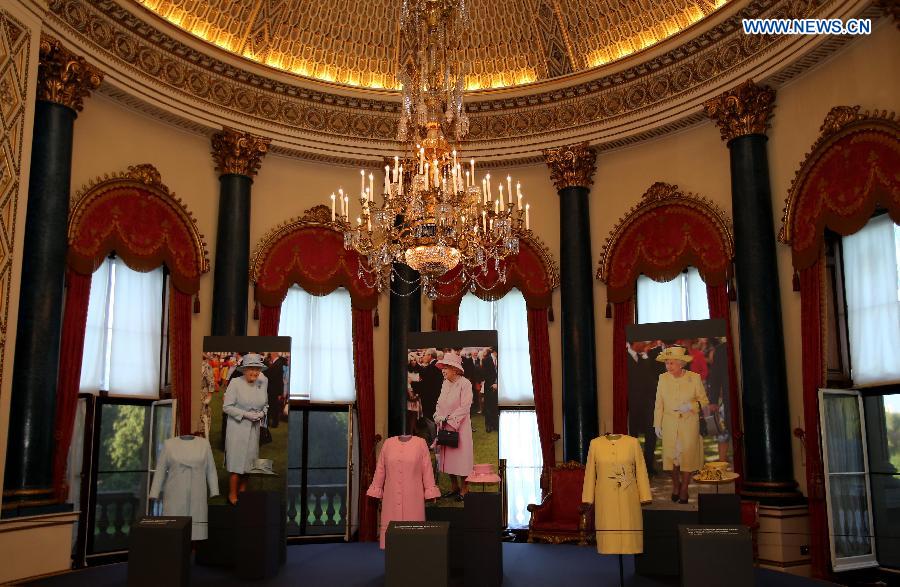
[526,461,594,546]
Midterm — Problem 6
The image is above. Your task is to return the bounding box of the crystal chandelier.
[329,0,530,299]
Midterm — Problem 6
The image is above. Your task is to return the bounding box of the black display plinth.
[196,504,234,567]
[127,516,191,587]
[464,493,503,587]
[235,491,282,580]
[698,494,742,525]
[426,506,465,578]
[678,525,753,587]
[386,521,449,587]
[635,508,698,577]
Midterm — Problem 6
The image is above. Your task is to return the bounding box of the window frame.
[286,400,355,541]
[818,388,879,571]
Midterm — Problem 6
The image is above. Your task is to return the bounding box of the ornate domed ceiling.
[42,0,879,163]
[133,0,729,90]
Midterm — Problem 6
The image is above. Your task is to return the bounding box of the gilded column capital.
[211,127,271,178]
[37,36,103,112]
[543,142,597,191]
[703,79,776,144]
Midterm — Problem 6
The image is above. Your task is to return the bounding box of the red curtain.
[706,283,744,488]
[51,269,92,501]
[170,288,194,435]
[612,299,634,434]
[258,304,281,336]
[800,258,829,578]
[435,313,458,331]
[527,308,556,491]
[352,308,378,542]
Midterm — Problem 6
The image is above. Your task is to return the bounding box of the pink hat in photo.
[436,352,464,373]
[466,463,501,484]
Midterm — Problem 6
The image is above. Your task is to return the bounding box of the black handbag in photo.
[436,426,459,448]
[698,402,710,436]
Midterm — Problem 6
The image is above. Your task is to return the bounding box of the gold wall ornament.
[37,36,102,112]
[703,79,776,144]
[543,142,597,191]
[211,127,271,178]
[819,105,866,137]
[126,164,164,188]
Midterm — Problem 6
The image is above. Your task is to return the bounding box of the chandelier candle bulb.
[398,166,403,194]
[470,159,475,182]
[495,199,499,214]
[384,166,390,195]
[517,193,522,210]
[360,169,365,197]
[506,175,512,202]
[368,173,374,200]
[433,159,439,187]
[486,174,491,199]
[331,193,336,222]
[525,204,530,230]
[344,195,349,220]
[466,170,470,189]
[498,184,504,211]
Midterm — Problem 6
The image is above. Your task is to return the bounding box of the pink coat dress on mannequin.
[433,376,474,477]
[366,435,441,549]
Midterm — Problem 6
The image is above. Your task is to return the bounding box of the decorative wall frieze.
[703,79,776,143]
[211,127,271,178]
[37,35,102,112]
[544,142,597,190]
[40,0,874,161]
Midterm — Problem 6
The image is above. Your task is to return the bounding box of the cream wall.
[1,19,896,500]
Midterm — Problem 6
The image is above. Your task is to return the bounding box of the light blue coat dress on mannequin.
[223,376,268,474]
[149,436,219,540]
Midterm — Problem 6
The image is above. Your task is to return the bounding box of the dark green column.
[2,39,101,515]
[209,128,269,337]
[544,143,598,464]
[705,81,802,504]
[388,263,420,436]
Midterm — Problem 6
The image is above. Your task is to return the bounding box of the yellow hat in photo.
[655,346,693,363]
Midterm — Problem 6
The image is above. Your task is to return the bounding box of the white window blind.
[499,410,543,529]
[843,215,900,386]
[279,286,355,402]
[636,267,710,324]
[458,288,534,404]
[79,257,164,397]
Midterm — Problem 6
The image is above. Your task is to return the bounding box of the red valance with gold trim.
[251,205,378,310]
[597,182,734,302]
[67,164,210,294]
[431,232,559,315]
[779,107,900,270]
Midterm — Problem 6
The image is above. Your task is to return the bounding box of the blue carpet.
[27,542,835,586]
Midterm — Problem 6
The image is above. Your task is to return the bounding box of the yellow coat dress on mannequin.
[653,370,709,472]
[581,434,652,554]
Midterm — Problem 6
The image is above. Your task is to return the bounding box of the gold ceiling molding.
[37,35,103,112]
[132,0,731,91]
[543,142,597,190]
[43,0,870,161]
[703,79,776,143]
[210,127,271,178]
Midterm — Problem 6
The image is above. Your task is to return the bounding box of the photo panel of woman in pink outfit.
[407,331,500,509]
